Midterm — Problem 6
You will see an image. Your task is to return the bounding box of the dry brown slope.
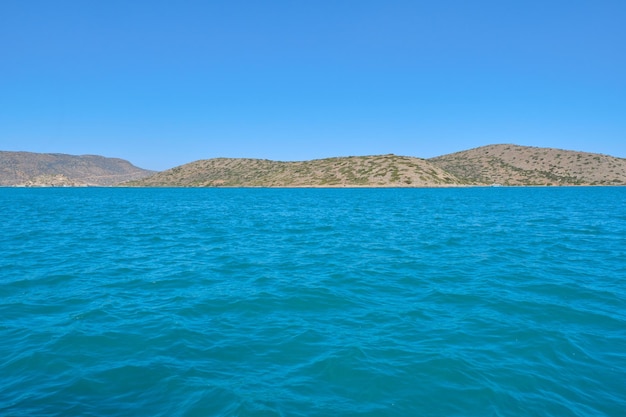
[127,154,461,187]
[429,144,626,185]
[0,151,154,186]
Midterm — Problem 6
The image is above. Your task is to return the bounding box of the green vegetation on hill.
[4,145,626,187]
[429,144,626,186]
[125,155,461,187]
[127,145,626,187]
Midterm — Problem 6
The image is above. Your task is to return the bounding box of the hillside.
[429,144,626,186]
[5,145,626,187]
[125,154,461,187]
[0,152,154,186]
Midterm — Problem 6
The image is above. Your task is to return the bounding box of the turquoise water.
[1,187,625,416]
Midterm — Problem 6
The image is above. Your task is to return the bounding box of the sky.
[1,0,625,170]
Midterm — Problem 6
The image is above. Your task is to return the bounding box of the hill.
[6,145,626,187]
[0,151,154,186]
[125,154,461,187]
[126,144,626,187]
[429,144,626,186]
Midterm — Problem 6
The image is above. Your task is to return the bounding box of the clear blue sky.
[1,0,625,170]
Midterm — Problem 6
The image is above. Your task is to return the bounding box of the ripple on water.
[1,187,625,416]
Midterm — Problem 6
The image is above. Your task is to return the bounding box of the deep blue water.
[1,187,625,417]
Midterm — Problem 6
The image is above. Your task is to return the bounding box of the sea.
[1,187,624,417]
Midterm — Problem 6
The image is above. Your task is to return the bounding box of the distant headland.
[0,151,154,187]
[2,144,626,187]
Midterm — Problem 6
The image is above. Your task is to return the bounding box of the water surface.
[1,187,625,416]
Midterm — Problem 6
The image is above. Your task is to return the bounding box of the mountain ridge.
[125,154,461,187]
[430,144,626,186]
[126,144,626,187]
[0,151,154,186]
[2,145,626,187]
